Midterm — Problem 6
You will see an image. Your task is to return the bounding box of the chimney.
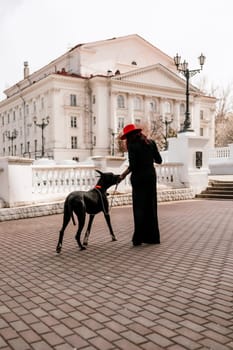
[24,61,29,79]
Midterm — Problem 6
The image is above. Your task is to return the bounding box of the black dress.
[128,138,162,245]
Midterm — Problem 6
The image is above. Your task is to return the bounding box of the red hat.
[120,124,142,140]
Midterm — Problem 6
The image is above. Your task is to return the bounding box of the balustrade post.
[0,157,34,207]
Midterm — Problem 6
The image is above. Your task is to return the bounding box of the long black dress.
[128,138,162,245]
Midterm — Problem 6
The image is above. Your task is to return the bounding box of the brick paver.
[0,199,233,349]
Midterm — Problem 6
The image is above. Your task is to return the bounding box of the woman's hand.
[119,167,131,182]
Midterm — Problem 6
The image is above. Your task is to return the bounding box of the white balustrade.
[32,162,184,196]
[32,165,97,195]
[156,163,184,187]
[208,147,230,159]
[2,146,233,208]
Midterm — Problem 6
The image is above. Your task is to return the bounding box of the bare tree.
[196,77,233,146]
[214,84,233,146]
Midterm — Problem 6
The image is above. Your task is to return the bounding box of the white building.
[0,34,216,161]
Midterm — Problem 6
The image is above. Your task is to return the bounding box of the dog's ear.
[95,169,102,176]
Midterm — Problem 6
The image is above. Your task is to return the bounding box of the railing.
[156,163,184,187]
[2,145,232,208]
[32,165,96,194]
[32,162,185,197]
[208,146,230,159]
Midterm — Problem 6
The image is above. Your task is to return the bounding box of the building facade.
[0,34,216,161]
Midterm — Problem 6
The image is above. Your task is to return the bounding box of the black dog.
[56,170,120,253]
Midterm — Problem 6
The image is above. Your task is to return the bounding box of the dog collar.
[95,185,102,189]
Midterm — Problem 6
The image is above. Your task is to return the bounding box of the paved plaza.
[0,199,233,350]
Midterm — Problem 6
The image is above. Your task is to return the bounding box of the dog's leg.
[104,213,117,242]
[75,209,86,250]
[56,203,71,253]
[83,214,95,246]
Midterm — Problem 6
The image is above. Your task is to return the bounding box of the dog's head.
[95,170,120,191]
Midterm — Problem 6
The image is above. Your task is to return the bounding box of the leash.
[94,187,109,215]
[109,183,119,210]
[94,183,119,214]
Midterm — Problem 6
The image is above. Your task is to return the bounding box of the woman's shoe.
[132,241,142,246]
[143,240,160,244]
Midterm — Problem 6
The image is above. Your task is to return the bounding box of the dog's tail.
[71,212,76,225]
[66,200,76,225]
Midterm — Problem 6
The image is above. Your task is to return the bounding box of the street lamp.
[33,116,50,158]
[111,131,116,156]
[174,53,205,132]
[5,129,18,156]
[161,116,173,150]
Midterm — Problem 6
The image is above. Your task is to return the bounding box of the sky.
[1,0,233,100]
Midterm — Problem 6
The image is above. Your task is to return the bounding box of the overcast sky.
[1,0,233,100]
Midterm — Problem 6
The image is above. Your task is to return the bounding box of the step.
[210,181,233,188]
[203,189,233,195]
[196,193,233,200]
[196,180,233,200]
[211,185,233,189]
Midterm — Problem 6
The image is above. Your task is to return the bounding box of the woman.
[119,124,162,246]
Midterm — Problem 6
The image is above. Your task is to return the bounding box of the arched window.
[150,100,157,112]
[180,103,185,116]
[134,96,142,110]
[117,95,125,109]
[164,101,171,114]
[118,117,124,130]
[135,118,141,125]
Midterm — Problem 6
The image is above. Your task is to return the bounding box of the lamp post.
[111,131,116,156]
[174,53,205,132]
[5,129,18,156]
[162,116,173,150]
[33,116,50,158]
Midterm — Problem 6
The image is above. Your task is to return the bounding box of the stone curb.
[0,188,194,222]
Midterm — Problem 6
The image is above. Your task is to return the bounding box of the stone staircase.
[196,180,233,200]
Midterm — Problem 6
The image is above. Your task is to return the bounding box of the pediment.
[112,64,198,92]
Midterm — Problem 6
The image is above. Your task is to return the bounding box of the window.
[33,101,37,113]
[180,103,185,115]
[93,135,96,146]
[200,110,204,120]
[34,139,38,152]
[151,120,156,132]
[20,144,23,155]
[8,114,10,123]
[150,101,157,112]
[135,118,141,125]
[92,95,96,104]
[164,101,171,114]
[71,136,78,149]
[117,95,125,109]
[117,117,124,131]
[200,128,204,136]
[2,116,4,126]
[70,94,77,106]
[134,97,141,110]
[71,116,77,128]
[13,111,16,121]
[41,97,44,109]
